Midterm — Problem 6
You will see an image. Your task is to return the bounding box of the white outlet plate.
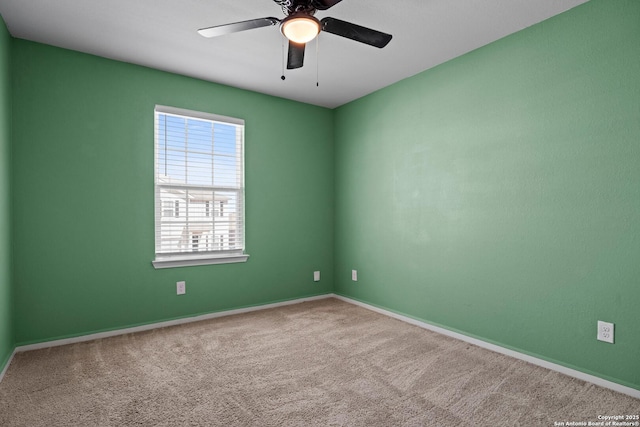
[352,270,358,281]
[177,281,186,295]
[597,320,614,344]
[313,271,320,282]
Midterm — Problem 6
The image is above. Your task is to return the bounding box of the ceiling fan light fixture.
[281,14,321,44]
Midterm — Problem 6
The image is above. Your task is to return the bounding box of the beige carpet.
[0,298,638,426]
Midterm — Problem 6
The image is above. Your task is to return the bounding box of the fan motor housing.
[274,0,318,15]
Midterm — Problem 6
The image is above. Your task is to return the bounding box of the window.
[152,105,248,268]
[162,201,174,217]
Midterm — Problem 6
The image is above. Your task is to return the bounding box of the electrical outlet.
[177,281,186,295]
[352,270,358,281]
[313,271,320,282]
[597,320,614,344]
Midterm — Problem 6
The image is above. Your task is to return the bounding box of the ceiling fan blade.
[287,41,306,69]
[321,17,392,48]
[311,0,343,10]
[198,17,279,38]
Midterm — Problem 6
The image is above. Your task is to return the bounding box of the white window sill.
[152,253,249,269]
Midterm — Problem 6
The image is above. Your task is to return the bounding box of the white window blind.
[153,105,248,268]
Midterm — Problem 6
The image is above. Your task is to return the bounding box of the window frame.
[152,105,249,269]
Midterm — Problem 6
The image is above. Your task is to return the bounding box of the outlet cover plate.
[313,271,320,282]
[177,281,186,295]
[352,270,358,281]
[597,320,614,343]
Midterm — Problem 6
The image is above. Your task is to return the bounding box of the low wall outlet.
[177,281,186,295]
[597,320,614,344]
[313,271,320,282]
[352,270,358,281]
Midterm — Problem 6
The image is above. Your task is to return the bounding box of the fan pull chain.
[316,35,319,87]
[281,36,286,81]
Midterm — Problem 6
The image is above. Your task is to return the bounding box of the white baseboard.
[15,294,333,353]
[333,294,640,400]
[0,348,16,383]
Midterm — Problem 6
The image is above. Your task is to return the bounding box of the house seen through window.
[152,105,248,268]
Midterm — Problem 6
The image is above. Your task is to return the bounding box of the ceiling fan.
[197,0,392,70]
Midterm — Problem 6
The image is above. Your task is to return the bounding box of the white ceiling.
[0,0,588,108]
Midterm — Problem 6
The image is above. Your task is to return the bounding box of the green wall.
[334,0,640,390]
[11,40,334,345]
[0,15,13,373]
